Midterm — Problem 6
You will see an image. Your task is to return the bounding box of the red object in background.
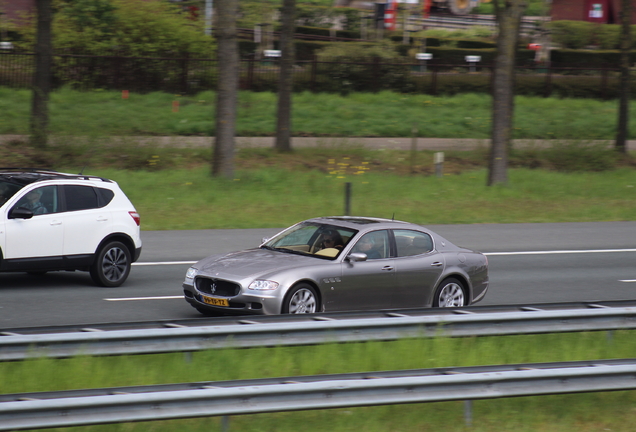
[172,101,179,113]
[122,90,129,99]
[384,0,397,31]
[423,0,432,19]
[187,5,199,20]
[586,0,610,23]
[528,43,542,50]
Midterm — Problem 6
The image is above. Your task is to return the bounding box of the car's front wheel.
[90,241,131,287]
[433,277,466,307]
[282,283,318,314]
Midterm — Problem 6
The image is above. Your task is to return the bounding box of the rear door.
[61,185,113,256]
[391,229,445,308]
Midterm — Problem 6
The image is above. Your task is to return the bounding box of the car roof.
[307,216,415,230]
[0,168,113,187]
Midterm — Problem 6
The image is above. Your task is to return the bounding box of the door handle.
[50,220,62,226]
[431,262,443,267]
[381,266,394,271]
[96,217,109,222]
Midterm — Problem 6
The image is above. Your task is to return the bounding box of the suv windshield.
[0,181,23,208]
[262,222,358,260]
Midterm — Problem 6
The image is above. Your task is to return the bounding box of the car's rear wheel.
[90,241,131,287]
[433,277,466,307]
[282,283,318,314]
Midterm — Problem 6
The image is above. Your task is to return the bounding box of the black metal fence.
[0,51,624,99]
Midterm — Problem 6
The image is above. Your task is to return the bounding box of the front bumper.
[183,283,282,315]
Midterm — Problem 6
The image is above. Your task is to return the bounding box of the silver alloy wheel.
[101,246,128,283]
[288,288,317,313]
[90,241,132,287]
[437,282,465,307]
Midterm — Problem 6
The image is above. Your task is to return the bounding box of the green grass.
[2,331,636,431]
[84,165,636,230]
[0,87,633,139]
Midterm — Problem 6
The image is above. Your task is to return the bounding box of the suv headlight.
[185,267,198,280]
[248,280,279,290]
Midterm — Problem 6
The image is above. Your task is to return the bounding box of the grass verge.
[2,330,636,431]
[0,87,634,140]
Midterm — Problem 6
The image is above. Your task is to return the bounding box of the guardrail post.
[464,400,473,427]
[344,182,352,216]
[222,415,230,432]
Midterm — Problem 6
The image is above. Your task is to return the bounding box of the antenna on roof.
[78,165,87,175]
[392,213,395,221]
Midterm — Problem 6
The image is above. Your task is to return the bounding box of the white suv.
[0,169,142,287]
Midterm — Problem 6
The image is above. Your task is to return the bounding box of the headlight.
[248,280,279,290]
[185,267,198,280]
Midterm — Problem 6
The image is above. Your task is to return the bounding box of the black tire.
[432,277,466,307]
[90,241,131,287]
[282,283,319,314]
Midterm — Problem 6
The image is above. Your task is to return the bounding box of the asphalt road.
[1,222,635,329]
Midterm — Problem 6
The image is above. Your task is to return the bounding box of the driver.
[319,229,344,251]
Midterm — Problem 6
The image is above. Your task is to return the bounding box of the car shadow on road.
[0,271,99,289]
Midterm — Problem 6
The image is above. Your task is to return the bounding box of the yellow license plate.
[202,295,229,307]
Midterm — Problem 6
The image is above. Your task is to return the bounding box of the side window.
[96,188,115,207]
[64,185,99,211]
[394,230,434,257]
[351,230,390,260]
[15,185,57,215]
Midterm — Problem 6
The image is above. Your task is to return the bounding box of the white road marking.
[484,249,636,256]
[112,249,636,303]
[105,296,184,301]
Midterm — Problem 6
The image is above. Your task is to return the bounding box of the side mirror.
[346,252,368,262]
[9,207,34,220]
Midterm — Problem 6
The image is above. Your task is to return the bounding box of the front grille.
[195,277,240,297]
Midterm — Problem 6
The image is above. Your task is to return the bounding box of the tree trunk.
[30,0,52,149]
[275,0,296,153]
[212,0,239,178]
[615,0,631,154]
[487,0,527,186]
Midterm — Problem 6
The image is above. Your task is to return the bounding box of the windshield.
[0,181,23,208]
[262,222,358,260]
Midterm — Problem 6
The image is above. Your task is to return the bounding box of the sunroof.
[325,217,383,225]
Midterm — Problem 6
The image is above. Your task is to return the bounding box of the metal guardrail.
[2,300,636,361]
[2,358,636,430]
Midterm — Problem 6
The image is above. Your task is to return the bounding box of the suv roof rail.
[0,168,113,183]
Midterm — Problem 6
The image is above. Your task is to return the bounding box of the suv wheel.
[90,241,131,287]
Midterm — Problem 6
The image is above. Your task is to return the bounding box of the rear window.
[96,188,115,206]
[64,185,99,211]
